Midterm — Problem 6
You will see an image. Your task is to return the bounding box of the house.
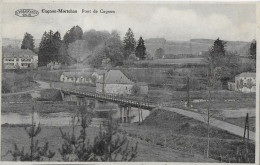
[60,71,94,84]
[2,47,38,69]
[96,70,149,95]
[234,72,256,93]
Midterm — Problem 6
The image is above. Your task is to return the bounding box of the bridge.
[56,87,255,141]
[58,88,155,123]
[59,88,155,110]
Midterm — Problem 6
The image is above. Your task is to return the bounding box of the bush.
[59,106,138,161]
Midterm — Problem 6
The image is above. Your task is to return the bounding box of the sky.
[1,2,257,42]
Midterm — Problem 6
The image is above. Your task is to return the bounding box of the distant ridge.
[145,38,252,58]
[2,38,41,48]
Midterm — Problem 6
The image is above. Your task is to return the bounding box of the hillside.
[145,38,252,58]
[2,38,41,48]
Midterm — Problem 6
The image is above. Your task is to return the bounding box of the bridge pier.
[76,96,86,106]
[60,90,65,100]
[119,106,123,123]
[119,105,132,123]
[127,106,130,123]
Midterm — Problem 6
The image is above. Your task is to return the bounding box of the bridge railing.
[59,87,152,108]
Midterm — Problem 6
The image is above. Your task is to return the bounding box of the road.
[163,107,255,141]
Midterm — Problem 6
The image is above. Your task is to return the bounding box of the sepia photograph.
[0,1,258,163]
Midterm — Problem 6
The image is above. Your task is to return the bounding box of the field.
[145,38,250,58]
[147,88,256,110]
[135,58,207,65]
[120,109,255,163]
[1,125,215,162]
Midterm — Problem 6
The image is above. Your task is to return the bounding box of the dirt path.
[164,107,255,141]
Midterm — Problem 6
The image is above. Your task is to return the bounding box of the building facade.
[60,72,94,84]
[3,47,38,69]
[235,72,256,93]
[96,70,148,95]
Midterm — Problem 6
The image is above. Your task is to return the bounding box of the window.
[5,58,14,61]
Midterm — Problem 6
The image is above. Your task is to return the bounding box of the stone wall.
[96,83,133,95]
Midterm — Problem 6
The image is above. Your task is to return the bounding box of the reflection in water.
[2,112,73,127]
[1,108,150,127]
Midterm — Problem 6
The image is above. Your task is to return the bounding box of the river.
[1,108,150,127]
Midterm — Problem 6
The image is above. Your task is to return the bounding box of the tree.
[59,106,138,161]
[7,106,55,161]
[87,31,124,67]
[21,33,35,51]
[123,28,136,59]
[208,38,227,68]
[88,45,106,67]
[63,25,83,47]
[59,106,94,161]
[82,29,110,51]
[67,40,90,62]
[38,30,63,66]
[135,37,146,60]
[203,38,226,158]
[249,40,256,60]
[205,38,241,87]
[104,33,124,66]
[154,48,165,59]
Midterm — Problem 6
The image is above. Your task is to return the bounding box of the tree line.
[21,27,148,67]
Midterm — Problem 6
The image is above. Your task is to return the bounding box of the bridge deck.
[59,88,155,110]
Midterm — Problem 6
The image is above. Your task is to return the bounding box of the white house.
[3,47,38,69]
[234,72,256,93]
[60,71,94,84]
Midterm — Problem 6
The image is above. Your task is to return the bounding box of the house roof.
[62,71,92,78]
[236,72,256,78]
[97,70,134,84]
[3,47,37,58]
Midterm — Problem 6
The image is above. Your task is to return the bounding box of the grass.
[120,109,255,163]
[1,102,78,114]
[2,71,38,93]
[224,117,256,132]
[147,89,255,110]
[2,93,33,102]
[1,125,215,162]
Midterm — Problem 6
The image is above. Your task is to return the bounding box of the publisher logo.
[15,9,39,17]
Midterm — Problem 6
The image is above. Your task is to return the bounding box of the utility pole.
[187,76,190,109]
[243,113,249,161]
[102,73,105,94]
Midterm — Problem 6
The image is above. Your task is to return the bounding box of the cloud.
[2,5,256,41]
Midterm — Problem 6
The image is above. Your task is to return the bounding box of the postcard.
[1,1,259,164]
